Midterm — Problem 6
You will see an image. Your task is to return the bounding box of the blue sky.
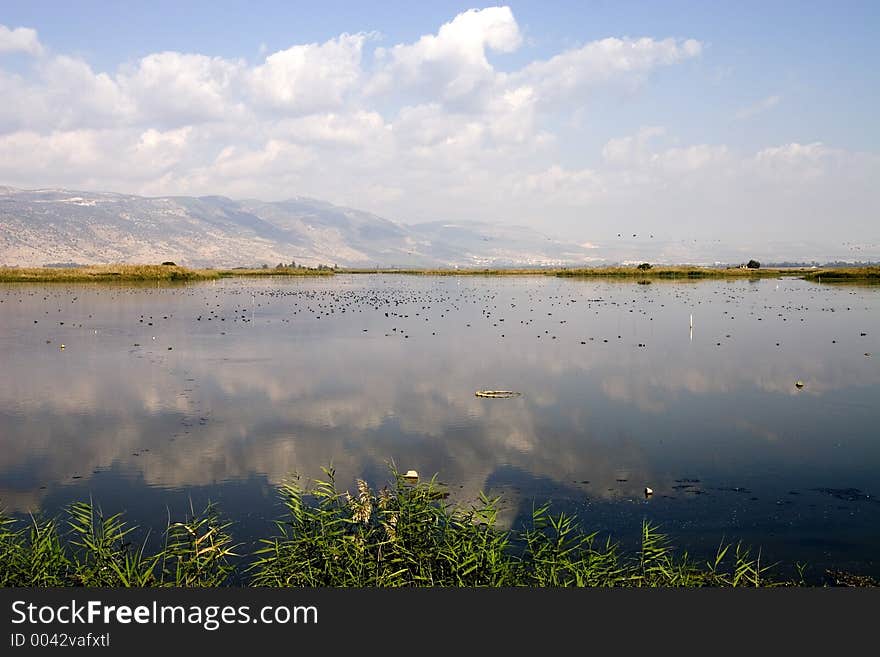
[1,2,877,257]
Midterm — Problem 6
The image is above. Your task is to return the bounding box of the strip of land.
[343,265,879,281]
[1,263,877,282]
[0,264,334,282]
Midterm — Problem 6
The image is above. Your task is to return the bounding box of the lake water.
[1,275,878,580]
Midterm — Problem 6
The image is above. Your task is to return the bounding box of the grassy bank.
[0,264,337,282]
[4,468,867,588]
[801,266,880,282]
[0,264,220,282]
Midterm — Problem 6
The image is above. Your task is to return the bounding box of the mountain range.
[3,186,871,268]
[0,186,603,269]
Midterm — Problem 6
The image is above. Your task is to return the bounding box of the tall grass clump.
[0,502,236,587]
[251,468,514,587]
[160,502,238,587]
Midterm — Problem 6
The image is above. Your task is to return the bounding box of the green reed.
[0,468,859,587]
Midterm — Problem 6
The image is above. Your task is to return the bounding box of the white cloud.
[520,130,730,209]
[509,129,879,248]
[602,126,667,167]
[735,94,781,120]
[0,56,130,131]
[370,7,521,104]
[602,127,728,174]
[513,37,702,107]
[0,7,702,141]
[750,142,879,188]
[131,127,192,171]
[754,141,826,171]
[0,7,873,256]
[41,56,133,128]
[249,33,366,113]
[274,111,387,145]
[0,24,43,56]
[120,52,243,126]
[0,129,109,180]
[657,143,729,174]
[210,139,315,179]
[521,165,605,204]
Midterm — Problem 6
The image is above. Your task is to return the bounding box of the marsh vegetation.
[1,469,795,587]
[0,264,219,282]
[0,264,338,282]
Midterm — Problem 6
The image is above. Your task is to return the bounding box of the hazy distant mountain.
[0,186,604,268]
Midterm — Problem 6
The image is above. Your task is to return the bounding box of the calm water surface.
[1,275,878,579]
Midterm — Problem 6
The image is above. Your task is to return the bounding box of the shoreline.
[0,264,335,282]
[1,263,878,283]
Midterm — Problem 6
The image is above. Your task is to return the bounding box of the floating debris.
[475,390,522,398]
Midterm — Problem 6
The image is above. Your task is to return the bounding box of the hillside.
[0,187,602,269]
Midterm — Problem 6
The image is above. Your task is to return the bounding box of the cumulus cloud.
[0,24,43,56]
[0,9,701,174]
[0,8,874,255]
[370,7,521,105]
[120,52,243,126]
[249,33,366,113]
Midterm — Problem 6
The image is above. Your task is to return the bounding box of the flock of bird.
[1,276,874,376]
